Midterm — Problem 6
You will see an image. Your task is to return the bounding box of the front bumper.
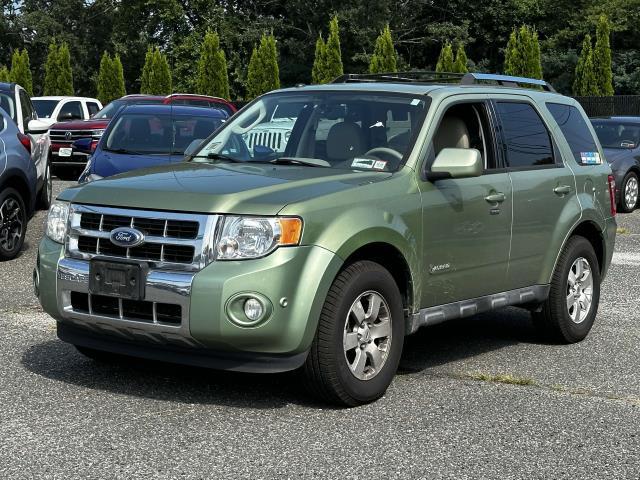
[37,237,342,372]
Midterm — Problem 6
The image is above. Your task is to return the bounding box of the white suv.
[31,96,102,127]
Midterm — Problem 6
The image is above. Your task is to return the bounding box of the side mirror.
[427,148,483,181]
[253,144,275,159]
[27,119,49,134]
[72,138,93,154]
[184,139,204,158]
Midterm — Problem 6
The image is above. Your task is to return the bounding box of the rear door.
[493,98,579,288]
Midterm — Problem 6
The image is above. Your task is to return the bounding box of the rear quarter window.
[547,103,600,166]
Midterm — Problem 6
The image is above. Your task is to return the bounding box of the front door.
[418,97,512,307]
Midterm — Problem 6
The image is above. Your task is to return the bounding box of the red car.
[49,94,236,179]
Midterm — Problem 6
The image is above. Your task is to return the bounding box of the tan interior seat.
[433,115,470,156]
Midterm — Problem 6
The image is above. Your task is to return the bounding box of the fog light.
[244,298,264,321]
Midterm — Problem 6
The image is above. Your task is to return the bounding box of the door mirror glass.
[428,148,483,181]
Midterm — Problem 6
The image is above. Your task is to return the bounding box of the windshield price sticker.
[351,158,387,170]
[580,152,602,165]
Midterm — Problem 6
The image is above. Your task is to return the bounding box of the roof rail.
[460,73,556,92]
[331,70,556,92]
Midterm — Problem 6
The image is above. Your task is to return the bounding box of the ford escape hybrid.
[35,72,616,406]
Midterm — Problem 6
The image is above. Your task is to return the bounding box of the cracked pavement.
[0,179,638,479]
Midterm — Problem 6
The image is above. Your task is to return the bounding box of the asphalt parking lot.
[0,179,638,479]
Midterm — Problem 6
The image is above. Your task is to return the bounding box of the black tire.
[75,345,123,363]
[303,261,404,407]
[0,187,27,261]
[532,236,600,344]
[36,160,52,210]
[618,171,639,213]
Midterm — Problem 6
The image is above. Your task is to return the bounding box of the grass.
[616,227,630,234]
[466,372,535,386]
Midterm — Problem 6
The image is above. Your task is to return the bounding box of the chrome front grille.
[67,204,219,271]
[50,129,95,145]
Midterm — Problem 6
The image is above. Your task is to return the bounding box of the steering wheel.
[363,147,403,161]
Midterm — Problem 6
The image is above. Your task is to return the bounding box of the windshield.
[592,120,640,149]
[33,99,58,118]
[104,112,224,155]
[192,91,429,171]
[0,93,16,122]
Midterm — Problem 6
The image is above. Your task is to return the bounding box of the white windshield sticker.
[410,99,421,106]
[373,160,387,170]
[580,152,602,165]
[351,158,387,170]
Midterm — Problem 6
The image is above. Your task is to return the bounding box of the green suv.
[35,73,617,406]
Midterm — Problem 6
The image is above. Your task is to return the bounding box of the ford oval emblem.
[109,227,145,248]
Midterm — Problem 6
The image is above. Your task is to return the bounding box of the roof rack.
[332,71,556,92]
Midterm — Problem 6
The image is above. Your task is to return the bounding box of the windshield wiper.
[189,152,244,163]
[103,147,142,155]
[270,157,331,168]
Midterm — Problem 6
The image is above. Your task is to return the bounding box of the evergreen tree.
[196,30,230,99]
[324,15,343,82]
[140,47,172,95]
[43,41,61,96]
[311,34,327,84]
[574,35,599,96]
[140,47,153,94]
[58,42,74,95]
[504,26,542,79]
[593,14,614,96]
[246,34,280,99]
[504,30,522,76]
[0,65,9,83]
[452,43,469,73]
[112,54,126,99]
[435,42,454,72]
[529,30,543,79]
[10,49,33,96]
[97,52,114,105]
[369,25,397,74]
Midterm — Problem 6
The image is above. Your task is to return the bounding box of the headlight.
[45,201,70,243]
[216,216,302,260]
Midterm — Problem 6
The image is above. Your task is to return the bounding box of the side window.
[495,102,554,168]
[430,102,497,170]
[19,89,34,126]
[547,103,600,165]
[57,101,84,121]
[86,102,101,117]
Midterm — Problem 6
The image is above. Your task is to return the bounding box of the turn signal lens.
[278,218,303,245]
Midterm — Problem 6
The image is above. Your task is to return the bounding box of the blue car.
[0,106,37,260]
[78,104,227,183]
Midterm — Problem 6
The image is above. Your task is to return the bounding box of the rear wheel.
[0,188,27,261]
[303,261,404,406]
[619,171,639,213]
[532,236,600,343]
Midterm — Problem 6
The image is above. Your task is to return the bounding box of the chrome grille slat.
[67,204,219,272]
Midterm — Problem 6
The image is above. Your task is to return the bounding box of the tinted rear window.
[547,103,600,164]
[495,102,554,168]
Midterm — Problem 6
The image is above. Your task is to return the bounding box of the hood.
[93,151,183,177]
[59,162,392,216]
[50,118,110,130]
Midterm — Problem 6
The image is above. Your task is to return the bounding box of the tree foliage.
[369,25,397,73]
[453,44,469,73]
[324,16,344,82]
[44,41,73,95]
[0,66,9,83]
[140,47,172,95]
[504,26,542,79]
[246,33,280,98]
[594,14,614,96]
[196,30,230,99]
[10,49,33,95]
[312,34,328,84]
[97,52,126,105]
[574,35,599,96]
[435,42,454,72]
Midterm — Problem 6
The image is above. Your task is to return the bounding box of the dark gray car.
[591,117,640,213]
[0,106,37,260]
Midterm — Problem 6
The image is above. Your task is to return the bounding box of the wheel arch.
[569,221,605,273]
[0,169,33,216]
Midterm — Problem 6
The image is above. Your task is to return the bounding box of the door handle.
[553,185,572,195]
[485,192,506,203]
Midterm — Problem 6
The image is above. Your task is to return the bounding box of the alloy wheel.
[566,257,593,324]
[624,176,638,211]
[343,290,392,381]
[0,196,23,253]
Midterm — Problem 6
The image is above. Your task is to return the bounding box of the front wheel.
[303,261,404,406]
[532,236,600,343]
[0,188,27,261]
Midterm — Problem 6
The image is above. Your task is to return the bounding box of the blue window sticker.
[580,152,602,165]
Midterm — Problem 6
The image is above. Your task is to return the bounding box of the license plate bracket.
[89,260,145,300]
